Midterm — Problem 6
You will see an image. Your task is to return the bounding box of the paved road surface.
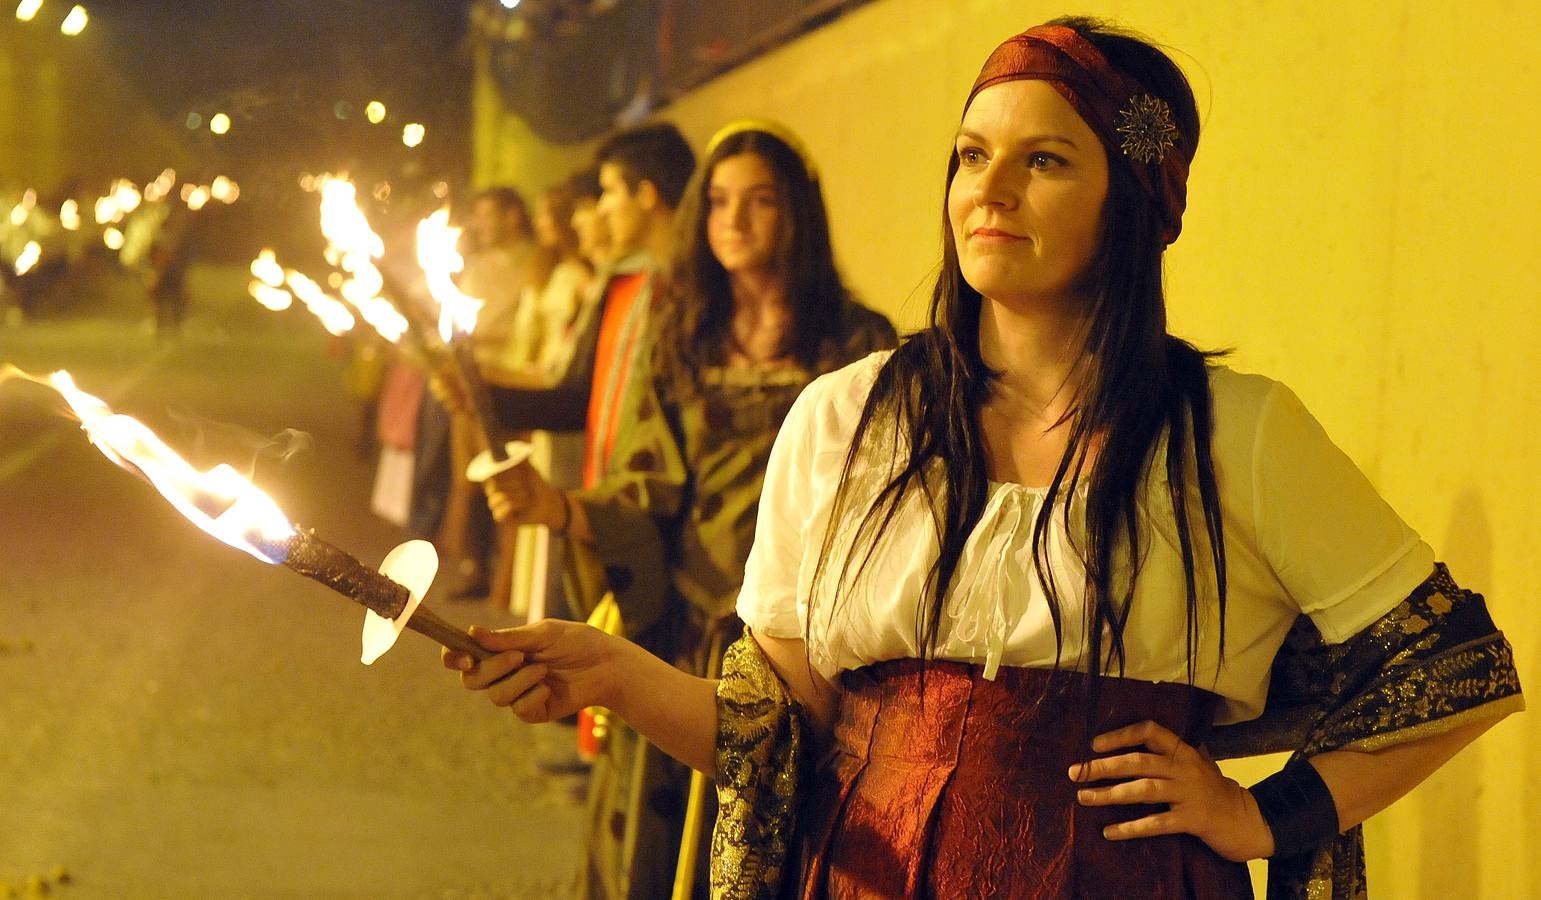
[0,266,583,898]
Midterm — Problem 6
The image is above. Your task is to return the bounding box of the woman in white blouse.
[445,17,1521,898]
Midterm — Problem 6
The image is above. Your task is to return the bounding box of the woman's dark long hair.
[811,17,1228,688]
[660,129,849,381]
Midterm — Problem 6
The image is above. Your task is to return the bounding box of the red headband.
[967,24,1189,245]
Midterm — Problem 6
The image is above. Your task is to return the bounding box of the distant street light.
[210,113,232,135]
[15,0,43,22]
[185,186,211,211]
[365,101,387,124]
[401,122,426,148]
[59,3,85,35]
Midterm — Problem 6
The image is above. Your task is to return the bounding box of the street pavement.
[0,265,583,898]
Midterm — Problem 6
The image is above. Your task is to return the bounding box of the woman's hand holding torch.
[442,620,625,724]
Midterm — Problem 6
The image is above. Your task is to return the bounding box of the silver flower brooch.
[1116,94,1179,164]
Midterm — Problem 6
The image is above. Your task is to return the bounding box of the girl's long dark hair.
[811,17,1228,688]
[660,129,849,381]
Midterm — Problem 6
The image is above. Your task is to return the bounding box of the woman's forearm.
[608,637,720,775]
[1307,714,1502,832]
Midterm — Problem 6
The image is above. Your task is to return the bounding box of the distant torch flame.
[316,176,408,343]
[94,196,119,225]
[250,248,285,288]
[284,270,356,336]
[10,190,34,227]
[248,280,294,311]
[112,179,142,215]
[247,249,294,310]
[59,199,81,231]
[415,207,482,342]
[318,178,385,258]
[47,372,297,563]
[14,240,41,276]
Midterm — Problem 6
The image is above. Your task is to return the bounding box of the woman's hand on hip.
[443,620,622,723]
[1070,719,1274,862]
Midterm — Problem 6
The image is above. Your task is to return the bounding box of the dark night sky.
[58,1,479,258]
[85,1,469,115]
[80,1,474,182]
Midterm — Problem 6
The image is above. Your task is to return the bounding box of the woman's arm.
[753,632,841,742]
[1307,714,1499,832]
[444,625,841,777]
[482,364,555,391]
[444,620,720,774]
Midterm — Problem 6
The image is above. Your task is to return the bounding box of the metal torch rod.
[281,529,492,661]
[376,270,462,390]
[449,339,510,463]
[377,270,506,464]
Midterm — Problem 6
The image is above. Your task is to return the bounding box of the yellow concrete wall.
[470,43,600,197]
[475,2,1539,895]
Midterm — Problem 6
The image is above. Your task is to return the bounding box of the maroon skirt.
[800,660,1253,899]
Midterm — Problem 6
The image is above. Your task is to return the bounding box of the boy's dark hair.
[474,186,529,220]
[595,123,696,209]
[566,166,602,203]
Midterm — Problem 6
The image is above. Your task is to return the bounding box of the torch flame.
[318,178,385,258]
[59,199,81,231]
[14,240,41,276]
[415,207,482,342]
[314,176,410,344]
[94,195,120,225]
[284,270,356,336]
[112,179,143,215]
[250,248,285,288]
[248,279,294,311]
[46,372,297,564]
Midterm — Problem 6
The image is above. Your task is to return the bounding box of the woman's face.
[948,80,1109,309]
[571,198,610,266]
[533,195,562,248]
[706,152,782,277]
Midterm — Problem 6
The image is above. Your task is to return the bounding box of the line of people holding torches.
[367,118,894,898]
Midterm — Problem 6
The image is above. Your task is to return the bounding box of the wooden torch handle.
[402,604,494,661]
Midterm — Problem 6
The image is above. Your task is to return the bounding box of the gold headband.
[703,118,819,181]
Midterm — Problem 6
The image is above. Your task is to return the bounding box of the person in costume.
[447,18,1522,900]
[434,187,535,600]
[477,121,895,898]
[484,123,694,444]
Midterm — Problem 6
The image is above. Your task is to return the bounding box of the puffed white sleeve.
[736,376,822,638]
[1253,382,1436,643]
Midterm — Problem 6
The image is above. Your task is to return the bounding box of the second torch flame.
[415,207,483,342]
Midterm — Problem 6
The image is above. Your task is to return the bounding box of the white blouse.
[736,351,1434,723]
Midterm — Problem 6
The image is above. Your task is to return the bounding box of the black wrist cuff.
[1249,756,1341,859]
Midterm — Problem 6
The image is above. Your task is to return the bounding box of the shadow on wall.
[1417,484,1491,897]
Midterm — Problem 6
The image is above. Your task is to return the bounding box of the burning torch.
[414,208,529,484]
[20,367,489,665]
